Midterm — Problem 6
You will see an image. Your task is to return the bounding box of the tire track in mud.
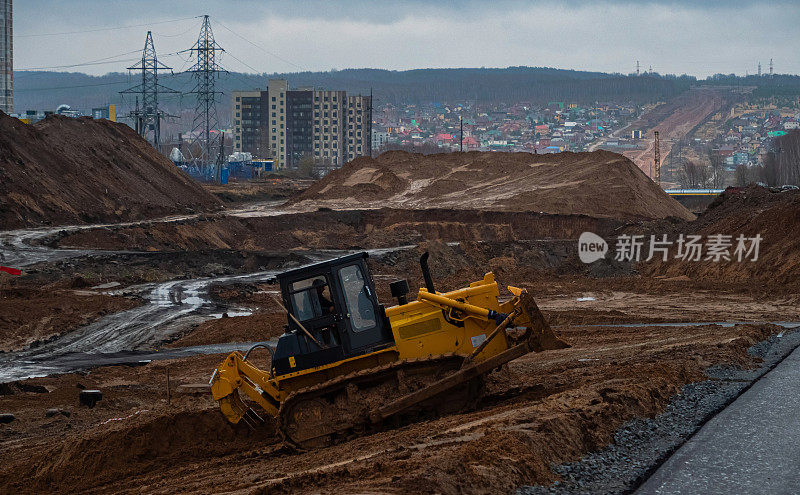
[0,220,415,383]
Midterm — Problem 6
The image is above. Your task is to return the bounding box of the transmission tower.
[121,31,178,150]
[184,15,227,169]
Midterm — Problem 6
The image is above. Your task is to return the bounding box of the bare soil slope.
[0,112,221,229]
[643,186,800,290]
[289,150,694,221]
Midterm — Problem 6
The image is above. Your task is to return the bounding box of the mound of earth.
[289,150,694,221]
[642,185,800,291]
[0,111,221,229]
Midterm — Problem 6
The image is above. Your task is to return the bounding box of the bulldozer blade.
[519,291,570,351]
[218,389,248,425]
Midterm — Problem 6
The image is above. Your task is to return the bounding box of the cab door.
[335,262,391,352]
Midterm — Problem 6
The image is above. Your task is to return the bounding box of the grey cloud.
[13,1,800,78]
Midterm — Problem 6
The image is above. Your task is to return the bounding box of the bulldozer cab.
[272,252,394,375]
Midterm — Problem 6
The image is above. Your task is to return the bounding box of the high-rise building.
[233,79,371,172]
[345,94,371,162]
[232,90,269,158]
[267,79,289,168]
[0,0,12,114]
[286,87,313,167]
[312,88,345,170]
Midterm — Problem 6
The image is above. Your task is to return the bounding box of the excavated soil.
[53,208,626,252]
[2,215,798,492]
[642,186,800,291]
[168,286,287,347]
[0,354,266,494]
[0,321,784,494]
[203,178,311,204]
[0,112,221,229]
[288,150,694,221]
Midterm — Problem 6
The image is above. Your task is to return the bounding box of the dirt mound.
[289,150,694,221]
[5,408,268,493]
[642,185,800,290]
[0,112,221,229]
[170,313,287,347]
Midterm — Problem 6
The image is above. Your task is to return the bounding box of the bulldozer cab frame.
[272,252,394,375]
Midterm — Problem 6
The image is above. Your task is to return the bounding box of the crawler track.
[278,353,484,449]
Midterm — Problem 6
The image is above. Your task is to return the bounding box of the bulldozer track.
[277,353,484,450]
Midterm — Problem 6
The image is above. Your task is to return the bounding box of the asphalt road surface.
[637,345,800,494]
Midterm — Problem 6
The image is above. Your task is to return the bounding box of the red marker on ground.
[0,266,21,276]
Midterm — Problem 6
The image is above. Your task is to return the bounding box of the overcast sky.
[13,0,799,78]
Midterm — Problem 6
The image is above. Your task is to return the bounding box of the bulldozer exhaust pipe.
[420,252,436,294]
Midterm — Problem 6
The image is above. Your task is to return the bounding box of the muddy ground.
[0,277,141,352]
[0,318,786,494]
[50,208,626,253]
[2,242,798,494]
[203,177,311,205]
[1,183,798,494]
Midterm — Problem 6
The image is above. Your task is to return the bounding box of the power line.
[222,52,262,75]
[16,50,143,71]
[155,24,200,39]
[213,20,305,71]
[17,50,184,72]
[16,16,201,38]
[13,80,130,93]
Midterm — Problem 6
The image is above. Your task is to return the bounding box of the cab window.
[338,265,376,332]
[289,275,333,321]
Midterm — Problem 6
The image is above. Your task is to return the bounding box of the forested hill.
[14,66,691,112]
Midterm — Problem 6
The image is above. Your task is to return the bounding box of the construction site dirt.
[286,149,695,221]
[1,150,799,494]
[0,113,222,229]
[0,318,793,494]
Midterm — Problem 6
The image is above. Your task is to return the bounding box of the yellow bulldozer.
[210,251,568,449]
